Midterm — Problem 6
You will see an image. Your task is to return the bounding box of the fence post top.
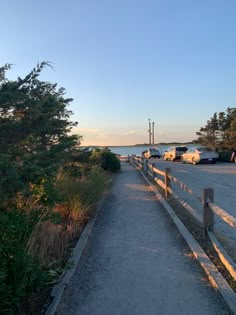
[203,187,214,193]
[202,187,214,204]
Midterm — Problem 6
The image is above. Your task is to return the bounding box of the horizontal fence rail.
[208,201,236,228]
[208,229,236,281]
[168,173,202,203]
[129,155,236,282]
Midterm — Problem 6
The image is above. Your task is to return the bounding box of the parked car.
[163,146,188,161]
[181,147,219,165]
[142,148,161,159]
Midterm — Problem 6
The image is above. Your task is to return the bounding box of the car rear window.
[198,147,212,152]
[176,147,188,152]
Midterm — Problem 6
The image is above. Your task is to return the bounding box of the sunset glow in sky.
[1,1,236,145]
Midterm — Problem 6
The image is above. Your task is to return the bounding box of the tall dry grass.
[26,166,109,269]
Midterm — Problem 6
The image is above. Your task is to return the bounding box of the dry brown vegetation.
[17,167,110,314]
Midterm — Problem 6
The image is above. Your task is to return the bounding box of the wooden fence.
[129,155,236,282]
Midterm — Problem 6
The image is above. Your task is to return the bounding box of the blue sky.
[1,0,236,146]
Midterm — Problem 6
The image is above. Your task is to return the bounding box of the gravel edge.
[45,192,107,315]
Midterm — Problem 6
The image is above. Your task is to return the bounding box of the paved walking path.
[55,162,228,315]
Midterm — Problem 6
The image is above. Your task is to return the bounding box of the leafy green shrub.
[56,166,109,215]
[0,154,23,206]
[91,148,121,172]
[29,177,62,207]
[80,166,110,206]
[100,151,121,172]
[0,209,46,314]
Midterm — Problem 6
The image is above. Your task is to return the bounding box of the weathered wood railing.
[129,155,236,281]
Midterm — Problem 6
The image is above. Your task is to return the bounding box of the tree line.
[196,107,236,151]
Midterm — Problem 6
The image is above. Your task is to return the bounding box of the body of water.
[109,144,197,157]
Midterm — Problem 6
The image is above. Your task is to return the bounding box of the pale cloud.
[70,126,197,146]
[71,127,100,135]
[158,131,166,136]
[124,130,140,136]
[71,127,111,146]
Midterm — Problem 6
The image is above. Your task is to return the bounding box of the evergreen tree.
[196,112,218,149]
[0,62,80,203]
[225,108,236,149]
[196,107,236,150]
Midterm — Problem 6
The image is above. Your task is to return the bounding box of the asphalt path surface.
[56,162,228,315]
[150,158,236,249]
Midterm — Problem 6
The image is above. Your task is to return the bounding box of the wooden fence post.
[143,159,145,171]
[144,159,148,173]
[164,168,171,198]
[152,163,155,180]
[203,188,214,239]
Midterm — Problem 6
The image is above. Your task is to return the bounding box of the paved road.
[150,158,236,250]
[151,159,236,216]
[56,162,228,315]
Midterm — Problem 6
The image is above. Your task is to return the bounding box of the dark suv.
[163,146,188,161]
[142,148,161,159]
